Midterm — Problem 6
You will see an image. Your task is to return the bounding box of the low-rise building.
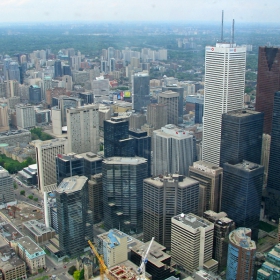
[0,130,31,146]
[16,236,46,274]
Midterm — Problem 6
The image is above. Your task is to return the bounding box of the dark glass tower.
[29,85,42,104]
[104,117,135,158]
[256,47,280,134]
[132,72,150,112]
[54,60,62,77]
[220,109,264,166]
[265,91,280,220]
[221,161,264,240]
[55,176,93,257]
[102,157,148,233]
[63,65,71,76]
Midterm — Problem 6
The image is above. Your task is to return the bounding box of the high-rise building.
[146,103,168,130]
[102,157,148,233]
[189,161,223,215]
[220,109,264,166]
[153,124,194,176]
[203,210,235,271]
[54,60,62,77]
[132,72,150,112]
[63,65,71,76]
[257,243,280,279]
[255,47,280,134]
[55,176,93,257]
[203,43,246,165]
[265,91,280,220]
[8,61,20,82]
[171,213,217,274]
[129,113,146,130]
[16,104,36,129]
[29,85,42,104]
[261,133,271,187]
[0,104,9,132]
[88,173,103,224]
[221,160,264,240]
[143,174,199,249]
[226,228,256,280]
[0,166,15,206]
[104,117,135,158]
[66,104,99,154]
[162,85,184,122]
[158,91,179,125]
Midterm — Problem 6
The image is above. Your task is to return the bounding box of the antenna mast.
[221,10,224,42]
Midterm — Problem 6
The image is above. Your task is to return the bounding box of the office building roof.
[103,157,147,165]
[172,213,213,230]
[56,176,87,194]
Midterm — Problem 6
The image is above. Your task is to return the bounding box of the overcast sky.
[0,0,279,23]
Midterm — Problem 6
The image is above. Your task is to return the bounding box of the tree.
[28,195,33,199]
[73,270,80,280]
[79,269,84,280]
[33,197,38,202]
[68,266,76,275]
[20,190,25,196]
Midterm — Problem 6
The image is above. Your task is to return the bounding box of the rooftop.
[103,157,147,165]
[172,213,213,230]
[225,109,263,118]
[228,160,263,172]
[23,220,55,236]
[16,236,45,255]
[0,129,30,137]
[229,228,256,250]
[56,176,88,194]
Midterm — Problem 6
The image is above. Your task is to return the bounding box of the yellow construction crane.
[88,240,114,280]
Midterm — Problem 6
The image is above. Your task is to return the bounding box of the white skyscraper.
[67,104,99,154]
[202,43,246,165]
[152,124,194,176]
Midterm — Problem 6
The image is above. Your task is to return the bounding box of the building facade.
[255,47,280,134]
[132,72,150,112]
[226,228,256,280]
[29,85,42,104]
[16,105,36,129]
[0,166,15,206]
[221,160,264,240]
[220,109,264,166]
[147,103,168,130]
[66,104,99,154]
[0,104,9,132]
[102,157,148,233]
[143,174,199,249]
[203,43,246,165]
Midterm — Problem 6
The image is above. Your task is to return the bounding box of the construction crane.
[137,237,154,280]
[88,240,114,280]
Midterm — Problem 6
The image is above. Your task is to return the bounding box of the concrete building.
[0,104,9,132]
[171,213,217,274]
[92,77,109,96]
[0,166,15,207]
[189,161,223,215]
[203,43,246,165]
[257,243,280,279]
[7,96,20,109]
[146,103,168,130]
[129,113,146,130]
[153,124,194,176]
[132,72,150,112]
[203,210,235,271]
[102,157,148,233]
[261,134,271,187]
[221,160,264,240]
[88,173,103,224]
[143,174,199,249]
[97,229,128,268]
[0,129,31,146]
[0,242,26,280]
[226,228,256,280]
[66,104,99,154]
[16,236,46,275]
[220,109,264,166]
[158,91,179,125]
[55,176,93,257]
[16,105,36,129]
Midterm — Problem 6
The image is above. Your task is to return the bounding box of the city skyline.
[0,0,279,23]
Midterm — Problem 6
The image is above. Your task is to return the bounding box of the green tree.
[28,195,33,199]
[20,190,25,196]
[73,270,80,280]
[13,182,17,189]
[68,266,76,275]
[33,197,38,202]
[79,269,84,280]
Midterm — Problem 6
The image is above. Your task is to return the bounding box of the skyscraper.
[189,161,223,215]
[220,109,264,166]
[158,91,179,126]
[203,43,246,165]
[8,61,20,82]
[146,103,168,130]
[255,47,280,134]
[0,166,15,205]
[16,104,36,129]
[226,228,256,280]
[153,125,194,176]
[102,157,148,233]
[55,176,93,257]
[171,213,217,274]
[221,160,264,240]
[66,104,99,154]
[29,85,42,104]
[265,91,280,220]
[143,174,199,249]
[132,72,150,112]
[0,104,9,132]
[54,60,62,77]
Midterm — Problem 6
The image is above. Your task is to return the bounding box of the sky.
[0,0,279,23]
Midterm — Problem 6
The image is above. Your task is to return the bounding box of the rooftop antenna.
[221,10,224,42]
[231,19,235,46]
